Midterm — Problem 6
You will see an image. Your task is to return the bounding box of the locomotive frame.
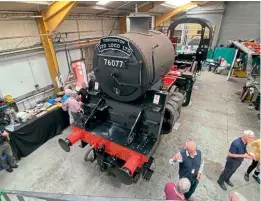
[161,17,214,106]
[59,13,184,185]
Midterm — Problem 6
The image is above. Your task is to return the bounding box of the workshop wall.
[56,18,119,41]
[0,53,51,98]
[0,17,119,111]
[0,19,46,100]
[0,20,40,51]
[55,18,119,83]
[217,1,260,45]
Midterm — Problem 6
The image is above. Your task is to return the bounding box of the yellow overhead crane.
[37,1,199,92]
[37,1,78,92]
[155,1,200,27]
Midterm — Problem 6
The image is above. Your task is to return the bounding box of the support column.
[36,18,60,91]
[119,16,126,34]
[37,1,77,92]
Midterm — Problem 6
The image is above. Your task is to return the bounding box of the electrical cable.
[54,32,78,87]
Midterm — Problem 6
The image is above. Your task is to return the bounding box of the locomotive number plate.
[103,58,125,68]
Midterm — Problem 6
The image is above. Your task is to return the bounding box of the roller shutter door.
[217,2,260,45]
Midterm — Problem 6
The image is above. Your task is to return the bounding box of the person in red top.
[229,192,248,201]
[164,178,191,200]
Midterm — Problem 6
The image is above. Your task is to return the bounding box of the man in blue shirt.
[217,130,255,191]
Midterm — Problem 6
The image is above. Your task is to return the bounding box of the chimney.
[127,12,151,34]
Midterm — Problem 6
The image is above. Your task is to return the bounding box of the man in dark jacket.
[88,75,96,91]
[78,82,89,104]
[169,140,203,201]
[0,128,18,172]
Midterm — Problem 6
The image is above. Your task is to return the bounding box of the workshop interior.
[0,1,260,201]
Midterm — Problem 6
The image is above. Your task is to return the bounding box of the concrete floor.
[0,71,260,201]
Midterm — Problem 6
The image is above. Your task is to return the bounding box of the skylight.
[162,0,191,8]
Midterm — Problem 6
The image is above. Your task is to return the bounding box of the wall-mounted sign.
[97,36,133,56]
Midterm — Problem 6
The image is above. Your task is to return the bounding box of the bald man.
[217,130,255,191]
[169,140,203,201]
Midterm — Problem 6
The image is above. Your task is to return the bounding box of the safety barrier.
[0,189,169,201]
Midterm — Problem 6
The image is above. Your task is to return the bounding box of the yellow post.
[36,18,60,91]
[37,1,77,92]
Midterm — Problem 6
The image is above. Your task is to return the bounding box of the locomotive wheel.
[168,100,181,120]
[182,90,192,106]
[169,86,184,106]
[182,80,193,107]
[169,94,183,110]
[172,92,184,102]
[84,145,96,162]
[161,102,176,134]
[169,85,179,93]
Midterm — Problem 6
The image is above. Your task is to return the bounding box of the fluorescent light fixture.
[162,0,191,8]
[96,0,111,6]
[91,5,109,10]
[161,3,176,8]
[23,1,50,5]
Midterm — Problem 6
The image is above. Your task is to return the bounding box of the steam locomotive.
[58,13,184,185]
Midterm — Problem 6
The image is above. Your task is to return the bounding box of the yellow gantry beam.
[41,1,78,33]
[137,1,162,12]
[155,2,200,27]
[37,1,77,92]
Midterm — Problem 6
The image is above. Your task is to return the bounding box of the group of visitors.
[0,76,96,173]
[0,73,259,201]
[62,75,96,123]
[164,130,259,201]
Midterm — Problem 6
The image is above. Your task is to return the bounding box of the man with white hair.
[169,140,203,201]
[229,192,248,201]
[217,130,255,191]
[164,178,191,200]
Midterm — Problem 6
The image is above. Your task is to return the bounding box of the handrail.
[0,189,175,201]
